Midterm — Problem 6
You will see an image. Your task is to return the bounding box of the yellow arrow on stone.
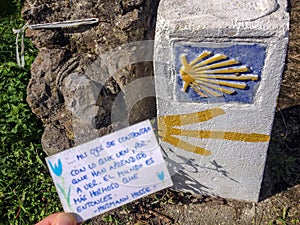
[157,108,270,156]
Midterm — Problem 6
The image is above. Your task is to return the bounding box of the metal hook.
[12,18,99,67]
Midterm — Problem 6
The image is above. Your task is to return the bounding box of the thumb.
[54,213,77,225]
[35,212,77,225]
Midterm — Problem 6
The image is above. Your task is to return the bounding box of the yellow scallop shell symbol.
[179,51,259,97]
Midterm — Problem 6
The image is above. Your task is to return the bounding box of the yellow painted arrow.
[158,108,270,156]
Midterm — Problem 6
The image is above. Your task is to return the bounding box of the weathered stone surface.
[24,0,159,155]
[62,73,99,126]
[27,48,69,120]
[42,123,72,156]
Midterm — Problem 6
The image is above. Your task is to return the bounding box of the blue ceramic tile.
[174,43,266,103]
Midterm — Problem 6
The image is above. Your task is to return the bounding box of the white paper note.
[46,120,173,222]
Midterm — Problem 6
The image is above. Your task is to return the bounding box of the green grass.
[0,1,62,224]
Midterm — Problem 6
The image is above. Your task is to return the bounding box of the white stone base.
[154,0,289,202]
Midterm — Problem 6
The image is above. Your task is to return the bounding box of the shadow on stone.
[260,105,300,201]
[163,148,238,197]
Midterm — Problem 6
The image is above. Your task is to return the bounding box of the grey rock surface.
[24,0,159,155]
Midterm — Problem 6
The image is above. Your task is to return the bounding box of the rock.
[42,123,72,156]
[62,73,100,127]
[24,0,160,155]
[27,48,70,120]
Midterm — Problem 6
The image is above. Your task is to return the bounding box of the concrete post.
[154,0,289,201]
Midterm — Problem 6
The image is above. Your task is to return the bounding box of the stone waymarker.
[154,0,289,201]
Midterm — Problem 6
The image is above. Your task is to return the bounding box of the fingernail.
[55,213,76,225]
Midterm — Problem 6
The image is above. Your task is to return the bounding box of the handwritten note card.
[46,120,173,222]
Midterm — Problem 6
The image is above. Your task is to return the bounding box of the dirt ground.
[91,0,300,224]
